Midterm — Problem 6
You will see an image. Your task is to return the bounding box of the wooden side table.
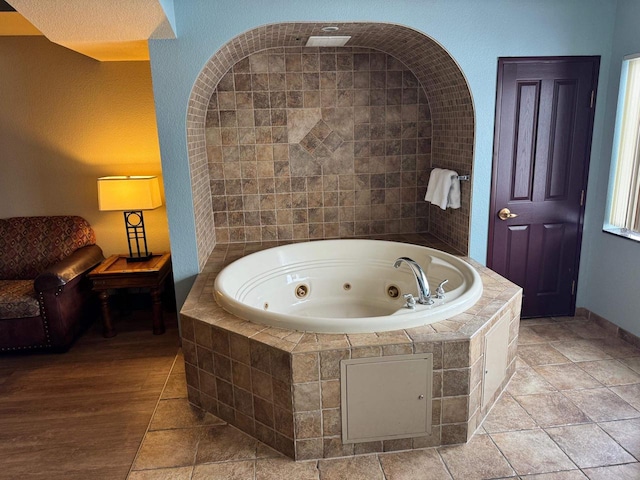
[88,253,172,337]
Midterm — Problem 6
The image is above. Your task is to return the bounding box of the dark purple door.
[488,57,599,318]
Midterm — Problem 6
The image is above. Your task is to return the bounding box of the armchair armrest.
[34,245,104,292]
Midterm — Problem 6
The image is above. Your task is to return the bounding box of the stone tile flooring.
[128,317,640,479]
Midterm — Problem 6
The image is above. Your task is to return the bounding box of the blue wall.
[149,0,620,319]
[158,0,176,34]
[578,0,640,336]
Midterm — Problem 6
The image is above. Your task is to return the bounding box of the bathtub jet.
[213,239,482,334]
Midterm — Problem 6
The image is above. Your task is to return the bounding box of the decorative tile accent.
[206,47,431,245]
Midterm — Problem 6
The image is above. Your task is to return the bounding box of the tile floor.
[128,316,640,479]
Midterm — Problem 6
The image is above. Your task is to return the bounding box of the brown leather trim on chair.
[34,245,104,292]
[0,315,50,351]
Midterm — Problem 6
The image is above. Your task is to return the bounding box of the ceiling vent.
[305,35,351,47]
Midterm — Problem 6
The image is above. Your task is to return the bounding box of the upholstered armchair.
[0,216,104,352]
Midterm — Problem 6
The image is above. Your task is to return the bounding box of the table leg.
[99,290,116,338]
[151,287,165,335]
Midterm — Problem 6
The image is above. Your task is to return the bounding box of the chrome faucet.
[393,257,433,305]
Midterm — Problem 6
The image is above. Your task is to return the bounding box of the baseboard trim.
[576,307,640,350]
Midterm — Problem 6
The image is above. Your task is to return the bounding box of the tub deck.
[180,233,522,460]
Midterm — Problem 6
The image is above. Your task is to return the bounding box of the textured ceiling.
[6,0,175,61]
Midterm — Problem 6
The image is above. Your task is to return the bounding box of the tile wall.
[181,316,298,458]
[186,23,475,269]
[180,238,523,460]
[205,47,432,243]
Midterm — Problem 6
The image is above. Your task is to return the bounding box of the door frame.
[487,56,600,315]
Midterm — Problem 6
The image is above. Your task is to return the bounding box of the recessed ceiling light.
[322,26,339,32]
[306,35,351,47]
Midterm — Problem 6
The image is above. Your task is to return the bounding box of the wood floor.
[0,309,181,480]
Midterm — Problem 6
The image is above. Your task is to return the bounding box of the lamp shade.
[97,176,162,211]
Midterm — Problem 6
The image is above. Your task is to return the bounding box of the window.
[606,55,640,240]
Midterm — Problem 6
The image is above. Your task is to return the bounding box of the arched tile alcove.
[187,22,474,269]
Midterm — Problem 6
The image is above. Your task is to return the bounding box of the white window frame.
[605,53,640,242]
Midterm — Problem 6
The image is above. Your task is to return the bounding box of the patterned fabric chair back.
[0,216,96,280]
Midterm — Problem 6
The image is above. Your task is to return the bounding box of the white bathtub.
[213,239,483,334]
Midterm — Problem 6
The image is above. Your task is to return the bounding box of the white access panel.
[341,353,432,443]
[482,315,510,409]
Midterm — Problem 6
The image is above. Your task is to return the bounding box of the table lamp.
[97,175,162,262]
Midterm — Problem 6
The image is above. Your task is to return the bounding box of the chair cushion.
[0,280,40,319]
[0,216,96,280]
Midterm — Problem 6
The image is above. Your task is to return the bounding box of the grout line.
[125,351,180,479]
[508,332,640,473]
[167,317,639,475]
[376,453,388,479]
[483,430,520,478]
[434,446,455,479]
[312,459,320,480]
[539,425,582,473]
[596,420,639,465]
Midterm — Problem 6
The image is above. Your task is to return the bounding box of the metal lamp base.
[125,253,154,263]
[123,211,153,263]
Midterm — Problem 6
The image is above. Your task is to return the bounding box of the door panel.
[506,225,530,289]
[538,223,565,294]
[547,80,576,200]
[512,82,539,201]
[489,57,599,317]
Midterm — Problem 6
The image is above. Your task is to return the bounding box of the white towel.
[424,168,449,209]
[448,172,461,209]
[424,168,461,210]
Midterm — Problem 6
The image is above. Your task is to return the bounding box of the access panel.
[341,353,433,443]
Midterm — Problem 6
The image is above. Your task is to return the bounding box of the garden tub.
[214,239,482,334]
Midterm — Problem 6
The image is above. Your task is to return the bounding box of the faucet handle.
[403,293,416,309]
[435,279,449,299]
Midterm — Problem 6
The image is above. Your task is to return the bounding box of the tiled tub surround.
[206,47,433,245]
[180,234,522,461]
[188,23,475,272]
